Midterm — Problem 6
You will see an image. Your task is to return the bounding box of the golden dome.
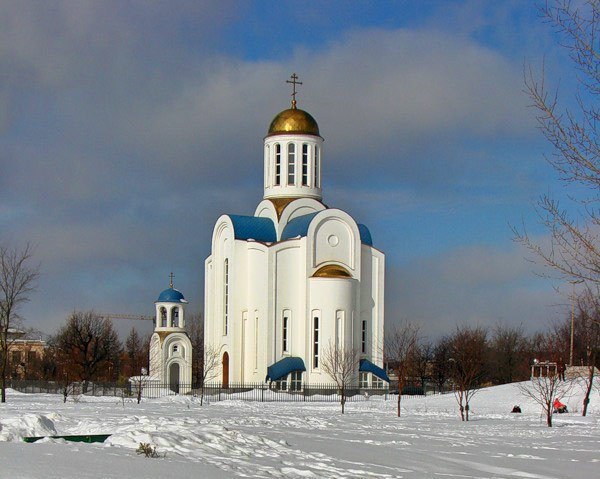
[267,102,320,137]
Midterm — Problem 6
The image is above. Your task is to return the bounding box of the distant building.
[7,329,45,379]
[148,278,192,392]
[204,76,386,388]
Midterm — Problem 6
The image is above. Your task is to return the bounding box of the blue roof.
[265,357,306,382]
[357,224,373,246]
[280,212,319,240]
[157,288,186,303]
[359,359,390,382]
[229,215,276,242]
[281,212,374,245]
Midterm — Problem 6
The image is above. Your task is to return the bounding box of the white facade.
[149,286,192,392]
[204,98,385,387]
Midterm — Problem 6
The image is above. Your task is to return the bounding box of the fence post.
[261,384,265,402]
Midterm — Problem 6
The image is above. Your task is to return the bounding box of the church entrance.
[222,352,229,389]
[169,362,180,393]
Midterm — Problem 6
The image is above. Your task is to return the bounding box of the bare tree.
[514,1,600,287]
[186,312,205,385]
[573,290,600,416]
[448,325,488,421]
[432,336,452,393]
[124,327,149,378]
[385,322,419,417]
[489,323,531,385]
[320,341,359,414]
[413,341,433,392]
[53,311,122,393]
[0,243,39,403]
[519,331,573,428]
[198,343,222,406]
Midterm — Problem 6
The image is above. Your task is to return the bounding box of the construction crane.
[99,313,154,322]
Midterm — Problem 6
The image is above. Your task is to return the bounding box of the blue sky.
[0,1,581,338]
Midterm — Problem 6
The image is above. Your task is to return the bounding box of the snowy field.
[1,381,599,478]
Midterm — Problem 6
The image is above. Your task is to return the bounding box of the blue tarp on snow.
[359,359,390,382]
[265,357,306,382]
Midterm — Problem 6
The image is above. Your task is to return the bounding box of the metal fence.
[6,379,422,403]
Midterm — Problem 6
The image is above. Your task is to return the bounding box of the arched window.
[361,320,367,354]
[171,307,179,327]
[282,309,291,354]
[265,144,270,186]
[160,307,167,327]
[335,310,344,348]
[312,312,320,369]
[302,144,309,186]
[274,144,281,185]
[314,145,320,187]
[223,259,229,335]
[254,312,259,370]
[287,143,296,185]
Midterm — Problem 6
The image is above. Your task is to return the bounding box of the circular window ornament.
[327,235,339,247]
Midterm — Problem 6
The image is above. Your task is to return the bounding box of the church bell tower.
[263,74,324,202]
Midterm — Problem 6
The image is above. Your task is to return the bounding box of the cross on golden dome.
[286,73,302,109]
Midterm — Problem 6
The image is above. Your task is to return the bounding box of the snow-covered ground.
[1,380,599,478]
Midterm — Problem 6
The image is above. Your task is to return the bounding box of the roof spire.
[286,73,302,109]
[169,272,174,289]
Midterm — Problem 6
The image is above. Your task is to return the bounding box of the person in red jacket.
[553,398,568,413]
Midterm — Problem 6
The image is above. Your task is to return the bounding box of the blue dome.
[156,287,186,303]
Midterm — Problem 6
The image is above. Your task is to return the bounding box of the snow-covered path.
[1,382,599,478]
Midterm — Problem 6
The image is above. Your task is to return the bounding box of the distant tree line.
[6,310,205,391]
[387,298,600,398]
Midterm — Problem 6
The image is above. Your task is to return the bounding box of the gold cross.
[286,73,302,108]
[169,272,174,289]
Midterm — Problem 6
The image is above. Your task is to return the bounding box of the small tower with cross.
[262,73,324,202]
[148,274,193,392]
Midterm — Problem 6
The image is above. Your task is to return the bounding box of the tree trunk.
[341,388,346,414]
[1,351,7,403]
[546,401,553,427]
[397,392,402,417]
[582,365,594,417]
[465,403,469,421]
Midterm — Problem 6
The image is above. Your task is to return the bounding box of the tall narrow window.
[172,307,179,327]
[287,143,296,185]
[313,315,319,368]
[265,145,270,187]
[254,313,259,370]
[361,320,367,354]
[160,307,167,327]
[336,310,344,348]
[302,144,309,186]
[282,312,289,353]
[314,145,320,187]
[223,259,229,335]
[275,144,281,185]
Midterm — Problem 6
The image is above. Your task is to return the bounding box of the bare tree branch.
[0,243,39,403]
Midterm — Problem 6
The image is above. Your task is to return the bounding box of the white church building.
[204,76,387,388]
